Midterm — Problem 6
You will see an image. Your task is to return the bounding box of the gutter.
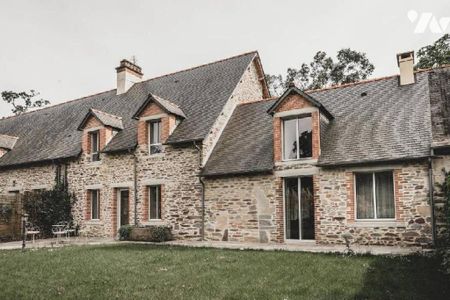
[193,141,205,241]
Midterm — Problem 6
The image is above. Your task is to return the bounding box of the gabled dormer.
[133,94,185,155]
[78,109,124,162]
[267,84,333,163]
[0,134,18,159]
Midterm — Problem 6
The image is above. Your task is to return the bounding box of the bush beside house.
[119,225,172,242]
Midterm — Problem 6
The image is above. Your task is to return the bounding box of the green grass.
[0,244,448,300]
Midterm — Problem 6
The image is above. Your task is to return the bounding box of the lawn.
[0,244,449,300]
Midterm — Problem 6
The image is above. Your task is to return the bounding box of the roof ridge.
[139,51,258,84]
[238,97,278,107]
[0,133,19,139]
[91,108,123,120]
[0,89,115,121]
[307,65,450,94]
[0,51,258,122]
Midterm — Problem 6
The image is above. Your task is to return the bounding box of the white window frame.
[148,185,161,221]
[90,189,100,220]
[148,120,162,155]
[354,171,396,221]
[282,114,313,161]
[90,130,100,161]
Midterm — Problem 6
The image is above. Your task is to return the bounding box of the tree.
[266,48,375,95]
[416,34,450,69]
[1,90,50,115]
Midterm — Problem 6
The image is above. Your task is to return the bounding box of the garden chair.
[65,221,76,240]
[25,222,40,245]
[52,222,67,244]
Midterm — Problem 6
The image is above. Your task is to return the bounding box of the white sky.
[0,0,449,117]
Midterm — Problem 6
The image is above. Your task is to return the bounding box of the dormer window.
[90,131,100,161]
[148,120,162,154]
[283,115,312,160]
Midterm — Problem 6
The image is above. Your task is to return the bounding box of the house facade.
[0,51,448,247]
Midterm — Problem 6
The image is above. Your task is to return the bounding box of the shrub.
[0,204,13,224]
[122,225,173,242]
[149,225,173,242]
[22,184,77,237]
[118,225,133,241]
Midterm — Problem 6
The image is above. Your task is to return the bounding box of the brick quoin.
[272,94,321,162]
[136,102,175,150]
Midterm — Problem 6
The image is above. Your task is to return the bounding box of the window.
[90,190,100,220]
[149,186,161,220]
[148,120,162,154]
[56,164,67,186]
[355,171,395,220]
[283,115,312,160]
[90,131,100,161]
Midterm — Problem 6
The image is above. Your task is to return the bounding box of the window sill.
[275,158,317,166]
[85,220,102,225]
[142,153,165,159]
[350,221,405,228]
[141,220,165,226]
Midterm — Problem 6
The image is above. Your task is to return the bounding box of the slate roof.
[133,94,186,119]
[203,70,436,176]
[79,109,124,130]
[0,134,18,150]
[0,52,257,167]
[202,100,276,176]
[267,86,334,120]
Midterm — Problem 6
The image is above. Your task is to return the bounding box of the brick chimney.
[116,59,143,95]
[396,51,415,86]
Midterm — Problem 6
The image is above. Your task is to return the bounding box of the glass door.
[284,176,315,240]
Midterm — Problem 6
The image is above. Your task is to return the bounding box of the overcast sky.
[0,0,449,118]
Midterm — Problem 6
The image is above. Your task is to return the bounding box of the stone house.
[0,51,448,246]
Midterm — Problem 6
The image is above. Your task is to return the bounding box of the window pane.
[91,190,99,219]
[298,116,312,158]
[91,132,99,152]
[300,177,314,240]
[356,173,374,219]
[375,172,395,218]
[283,119,297,160]
[150,186,161,219]
[284,177,299,239]
[150,121,161,144]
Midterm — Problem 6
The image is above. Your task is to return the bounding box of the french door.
[284,176,315,240]
[118,189,130,227]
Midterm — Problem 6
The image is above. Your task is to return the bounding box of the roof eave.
[267,87,334,120]
[201,168,273,178]
[317,156,430,168]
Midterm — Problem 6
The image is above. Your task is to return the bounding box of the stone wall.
[202,59,266,165]
[135,143,202,239]
[204,174,278,243]
[316,162,432,246]
[432,156,450,241]
[429,68,450,146]
[0,163,57,194]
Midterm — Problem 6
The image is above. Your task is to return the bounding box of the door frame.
[282,176,315,242]
[117,188,130,229]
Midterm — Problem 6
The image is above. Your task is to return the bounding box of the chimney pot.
[116,59,143,95]
[396,51,415,86]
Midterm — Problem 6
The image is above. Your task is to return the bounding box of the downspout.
[129,148,138,226]
[193,141,205,241]
[428,153,436,247]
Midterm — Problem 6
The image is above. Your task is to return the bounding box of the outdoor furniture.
[25,222,40,244]
[52,222,67,244]
[65,221,76,239]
